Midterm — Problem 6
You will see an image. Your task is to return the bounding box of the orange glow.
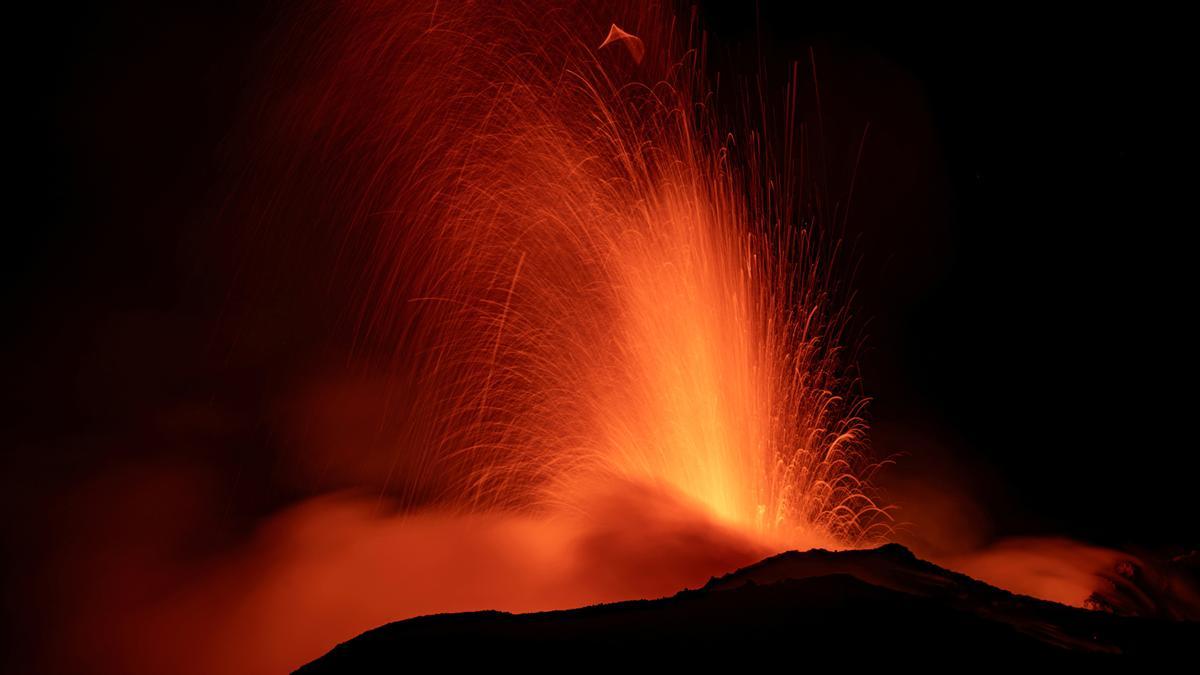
[341,0,892,551]
[40,4,895,671]
[76,489,768,675]
[31,3,1141,674]
[938,538,1124,608]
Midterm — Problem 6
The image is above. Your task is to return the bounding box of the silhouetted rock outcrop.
[297,544,1198,671]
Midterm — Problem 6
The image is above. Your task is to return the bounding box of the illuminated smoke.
[45,3,1165,674]
[33,5,900,673]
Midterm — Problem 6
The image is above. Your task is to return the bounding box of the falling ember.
[599,23,645,63]
[333,0,893,551]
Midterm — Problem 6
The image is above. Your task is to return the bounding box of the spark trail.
[328,0,893,549]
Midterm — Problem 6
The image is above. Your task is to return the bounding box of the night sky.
[692,5,1198,548]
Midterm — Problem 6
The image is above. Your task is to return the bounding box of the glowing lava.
[45,3,906,673]
[343,0,893,551]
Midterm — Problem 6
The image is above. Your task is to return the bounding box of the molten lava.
[85,2,894,670]
[342,0,892,551]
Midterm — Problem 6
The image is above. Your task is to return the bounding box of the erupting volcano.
[8,1,1197,673]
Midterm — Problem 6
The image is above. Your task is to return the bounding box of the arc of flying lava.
[599,23,644,63]
[344,4,893,550]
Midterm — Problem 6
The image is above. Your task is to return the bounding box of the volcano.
[11,3,1199,674]
[297,544,1197,670]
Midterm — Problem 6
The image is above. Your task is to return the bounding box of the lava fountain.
[332,0,893,549]
[47,2,905,673]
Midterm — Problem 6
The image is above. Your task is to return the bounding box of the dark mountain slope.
[298,544,1197,671]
